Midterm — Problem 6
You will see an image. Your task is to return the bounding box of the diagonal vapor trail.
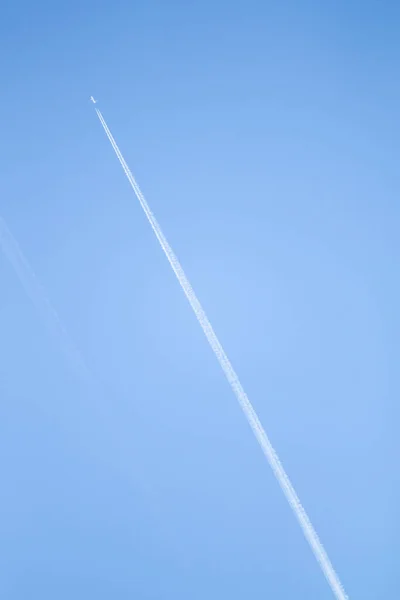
[0,214,192,555]
[94,105,349,600]
[0,216,93,384]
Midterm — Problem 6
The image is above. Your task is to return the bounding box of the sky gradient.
[1,1,398,598]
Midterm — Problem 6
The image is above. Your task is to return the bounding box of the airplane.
[90,96,97,104]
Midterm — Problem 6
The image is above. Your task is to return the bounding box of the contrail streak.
[0,215,92,384]
[94,105,348,600]
[0,215,193,558]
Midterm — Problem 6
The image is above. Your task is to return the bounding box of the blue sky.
[0,1,398,598]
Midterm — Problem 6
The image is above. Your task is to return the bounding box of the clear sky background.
[0,1,398,598]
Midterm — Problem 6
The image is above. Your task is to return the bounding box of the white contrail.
[0,214,201,563]
[0,215,92,385]
[94,105,349,600]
